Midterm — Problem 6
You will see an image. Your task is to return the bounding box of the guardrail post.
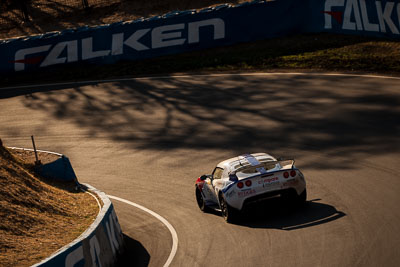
[31,135,41,165]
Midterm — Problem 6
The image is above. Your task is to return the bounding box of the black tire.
[195,186,209,212]
[282,188,306,209]
[219,194,238,223]
[298,188,307,206]
[281,189,297,206]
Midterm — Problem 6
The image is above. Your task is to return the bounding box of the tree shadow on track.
[116,233,150,267]
[236,198,346,230]
[1,73,399,170]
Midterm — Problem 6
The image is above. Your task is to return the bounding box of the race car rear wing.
[229,158,296,181]
[243,158,296,171]
[277,157,296,169]
[238,154,295,170]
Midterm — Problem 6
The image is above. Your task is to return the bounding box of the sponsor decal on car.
[257,176,281,189]
[226,190,235,198]
[238,189,256,198]
[258,177,279,184]
[263,181,280,188]
[282,179,299,187]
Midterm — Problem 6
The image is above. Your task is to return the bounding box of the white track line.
[4,71,399,265]
[8,146,63,156]
[107,195,178,267]
[84,190,102,215]
[7,147,175,265]
[1,72,400,91]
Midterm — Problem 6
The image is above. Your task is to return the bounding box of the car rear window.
[234,161,278,173]
[213,167,224,179]
[234,161,280,179]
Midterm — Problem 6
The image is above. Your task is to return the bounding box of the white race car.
[195,153,307,223]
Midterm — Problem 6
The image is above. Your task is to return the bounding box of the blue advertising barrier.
[0,0,399,75]
[307,0,400,39]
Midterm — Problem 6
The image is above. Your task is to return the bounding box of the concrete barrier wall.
[32,184,124,267]
[0,0,399,74]
[8,147,123,267]
[8,147,78,182]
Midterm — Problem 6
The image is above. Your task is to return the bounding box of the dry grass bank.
[0,139,99,266]
[0,0,250,39]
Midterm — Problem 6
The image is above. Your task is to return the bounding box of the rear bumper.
[242,188,296,207]
[225,178,306,210]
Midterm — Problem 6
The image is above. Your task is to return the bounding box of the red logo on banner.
[322,11,343,24]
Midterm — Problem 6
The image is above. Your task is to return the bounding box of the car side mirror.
[200,175,207,181]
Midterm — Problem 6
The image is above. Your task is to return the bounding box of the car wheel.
[219,194,238,223]
[282,189,305,209]
[298,188,307,205]
[281,189,297,206]
[195,186,209,212]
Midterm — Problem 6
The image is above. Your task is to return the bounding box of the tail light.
[237,181,244,189]
[245,180,252,187]
[290,170,297,177]
[196,177,204,190]
[283,172,289,178]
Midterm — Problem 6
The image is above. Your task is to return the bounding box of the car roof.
[216,153,277,176]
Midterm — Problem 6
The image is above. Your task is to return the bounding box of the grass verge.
[0,139,99,267]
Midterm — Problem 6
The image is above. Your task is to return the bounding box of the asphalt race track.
[1,73,399,267]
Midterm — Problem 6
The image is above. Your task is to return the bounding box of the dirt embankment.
[0,139,99,267]
[0,0,250,39]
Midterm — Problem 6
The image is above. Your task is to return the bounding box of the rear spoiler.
[277,157,296,169]
[229,158,295,181]
[246,158,296,170]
